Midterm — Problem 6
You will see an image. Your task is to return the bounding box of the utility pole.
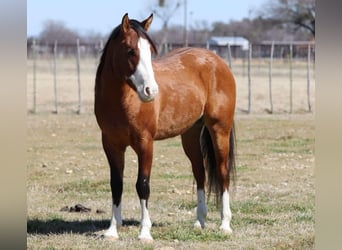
[183,0,188,47]
[153,0,181,54]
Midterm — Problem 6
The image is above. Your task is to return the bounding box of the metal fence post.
[227,43,232,69]
[307,43,312,112]
[268,41,274,113]
[247,43,252,114]
[76,39,82,114]
[289,43,293,113]
[32,39,37,113]
[53,40,58,114]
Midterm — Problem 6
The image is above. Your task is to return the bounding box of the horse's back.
[154,47,227,69]
[154,47,235,90]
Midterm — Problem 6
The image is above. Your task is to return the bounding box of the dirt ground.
[27,57,315,249]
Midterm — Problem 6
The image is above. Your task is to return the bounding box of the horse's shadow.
[27,218,138,235]
[27,218,167,235]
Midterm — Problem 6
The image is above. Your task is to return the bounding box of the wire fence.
[27,39,315,114]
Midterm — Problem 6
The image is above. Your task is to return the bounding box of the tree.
[262,0,315,38]
[39,20,80,44]
[211,17,290,43]
[149,0,181,53]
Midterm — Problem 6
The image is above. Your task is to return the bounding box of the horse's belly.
[154,104,203,140]
[154,119,197,140]
[153,79,206,140]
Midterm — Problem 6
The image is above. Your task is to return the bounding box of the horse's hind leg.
[102,133,125,239]
[207,122,234,234]
[181,121,207,229]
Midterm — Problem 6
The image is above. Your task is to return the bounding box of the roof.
[208,36,249,50]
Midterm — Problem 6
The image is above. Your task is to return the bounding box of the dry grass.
[27,56,314,249]
[27,113,314,249]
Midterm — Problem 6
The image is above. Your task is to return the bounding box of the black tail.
[200,123,236,204]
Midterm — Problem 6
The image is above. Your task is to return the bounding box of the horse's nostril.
[145,87,151,96]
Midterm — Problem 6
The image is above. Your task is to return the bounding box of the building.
[207,36,250,58]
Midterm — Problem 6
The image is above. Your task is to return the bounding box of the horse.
[94,13,236,241]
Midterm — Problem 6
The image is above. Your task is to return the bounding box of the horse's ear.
[141,13,153,31]
[121,13,130,33]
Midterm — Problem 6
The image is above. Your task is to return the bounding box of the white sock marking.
[220,189,233,233]
[104,203,122,239]
[138,199,153,241]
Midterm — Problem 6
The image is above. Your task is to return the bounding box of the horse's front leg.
[101,134,126,240]
[132,136,154,242]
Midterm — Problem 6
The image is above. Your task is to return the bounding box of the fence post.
[307,43,312,112]
[32,39,37,113]
[227,43,232,69]
[53,40,58,114]
[98,39,104,57]
[96,40,104,69]
[268,41,274,113]
[289,43,293,113]
[242,50,246,78]
[247,43,252,114]
[76,39,82,114]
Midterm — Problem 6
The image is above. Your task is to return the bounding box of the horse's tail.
[200,123,236,205]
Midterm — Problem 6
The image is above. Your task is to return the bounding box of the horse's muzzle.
[138,84,158,102]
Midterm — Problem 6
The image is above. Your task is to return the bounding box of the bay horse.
[94,13,236,241]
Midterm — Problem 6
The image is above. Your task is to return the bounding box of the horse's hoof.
[138,226,153,242]
[105,236,119,241]
[138,236,154,243]
[102,233,119,241]
[103,229,119,240]
[194,220,204,229]
[220,226,233,234]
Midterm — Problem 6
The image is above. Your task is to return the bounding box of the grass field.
[27,113,315,249]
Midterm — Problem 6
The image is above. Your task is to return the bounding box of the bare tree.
[262,0,315,38]
[189,20,210,44]
[211,17,291,43]
[149,0,181,53]
[39,20,80,44]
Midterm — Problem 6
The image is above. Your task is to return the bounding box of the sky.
[27,0,267,37]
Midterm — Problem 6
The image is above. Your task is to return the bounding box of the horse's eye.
[127,49,136,57]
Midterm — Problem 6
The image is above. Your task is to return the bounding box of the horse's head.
[113,13,159,102]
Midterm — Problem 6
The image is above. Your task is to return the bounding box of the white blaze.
[129,37,158,102]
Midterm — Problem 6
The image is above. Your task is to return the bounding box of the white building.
[207,36,250,50]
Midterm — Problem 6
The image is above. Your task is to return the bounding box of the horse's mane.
[95,19,157,93]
